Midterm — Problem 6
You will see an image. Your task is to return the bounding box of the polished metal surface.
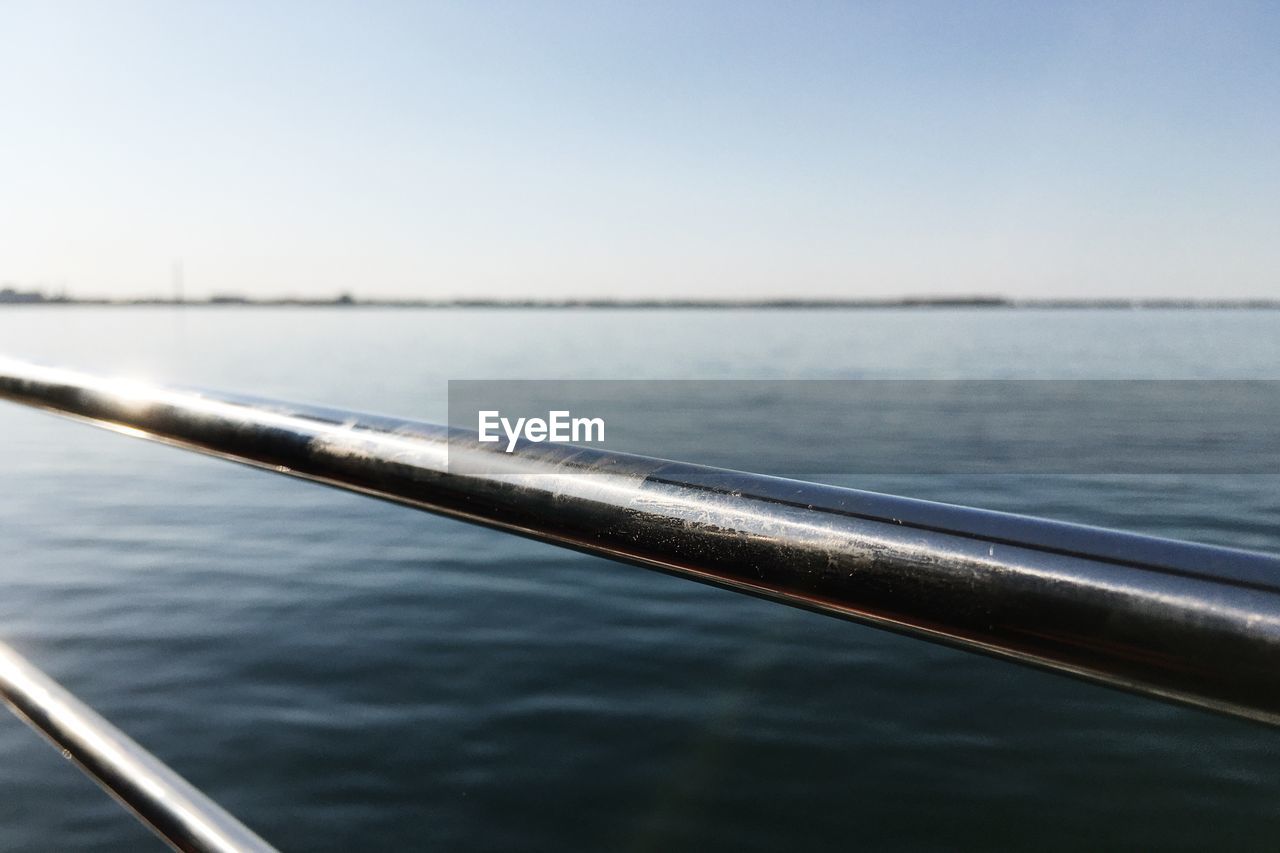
[0,641,278,853]
[2,357,1280,726]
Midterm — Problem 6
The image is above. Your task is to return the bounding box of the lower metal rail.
[0,641,277,852]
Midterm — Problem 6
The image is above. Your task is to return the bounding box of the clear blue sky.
[2,0,1277,299]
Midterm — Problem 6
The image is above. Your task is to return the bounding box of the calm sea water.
[1,307,1278,851]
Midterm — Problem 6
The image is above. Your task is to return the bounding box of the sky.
[1,0,1278,300]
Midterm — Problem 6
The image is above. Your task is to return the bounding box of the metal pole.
[2,357,1279,726]
[0,641,278,853]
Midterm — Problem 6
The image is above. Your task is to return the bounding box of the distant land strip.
[2,288,1278,309]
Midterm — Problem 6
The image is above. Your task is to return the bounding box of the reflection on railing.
[1,356,1279,846]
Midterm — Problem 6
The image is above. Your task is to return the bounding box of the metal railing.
[2,356,1280,846]
[0,641,278,853]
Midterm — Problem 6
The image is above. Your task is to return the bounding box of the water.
[1,307,1278,851]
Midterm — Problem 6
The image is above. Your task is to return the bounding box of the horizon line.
[2,290,1279,310]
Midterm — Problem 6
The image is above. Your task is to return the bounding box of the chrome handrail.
[1,356,1279,740]
[0,641,278,853]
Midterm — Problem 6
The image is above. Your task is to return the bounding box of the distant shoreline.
[2,293,1279,310]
